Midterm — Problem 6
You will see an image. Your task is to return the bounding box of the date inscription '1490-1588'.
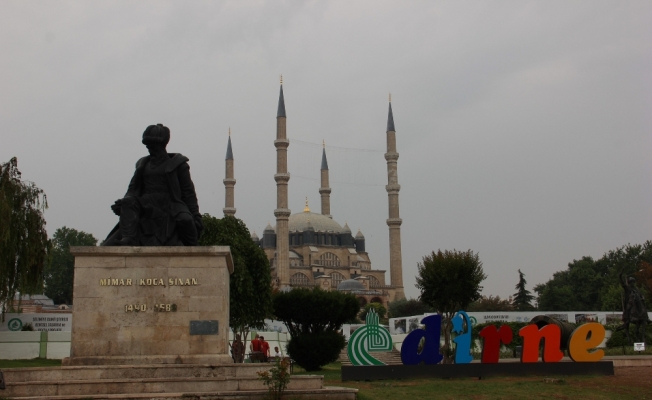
[100,278,198,286]
[125,304,177,312]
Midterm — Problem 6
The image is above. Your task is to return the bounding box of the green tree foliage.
[467,295,513,312]
[199,214,272,359]
[43,227,97,305]
[0,157,49,313]
[273,287,359,371]
[472,321,528,351]
[387,298,433,318]
[534,242,652,311]
[512,269,535,311]
[359,302,387,322]
[416,249,486,363]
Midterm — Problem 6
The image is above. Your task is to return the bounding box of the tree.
[199,214,272,362]
[44,227,97,305]
[0,157,49,314]
[467,295,513,312]
[415,249,486,364]
[387,298,433,318]
[359,302,387,322]
[534,242,652,311]
[273,287,359,371]
[534,276,578,311]
[512,269,535,311]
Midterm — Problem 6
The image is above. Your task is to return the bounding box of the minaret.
[385,94,405,300]
[223,128,236,217]
[319,141,332,218]
[274,77,291,288]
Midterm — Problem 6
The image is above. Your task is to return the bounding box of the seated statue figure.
[102,124,203,246]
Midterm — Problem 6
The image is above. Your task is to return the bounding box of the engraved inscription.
[99,277,198,287]
[124,303,177,313]
[154,303,177,312]
[100,278,133,286]
[125,304,147,312]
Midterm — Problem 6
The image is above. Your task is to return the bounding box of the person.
[103,124,203,246]
[260,335,270,362]
[274,346,282,358]
[250,334,261,353]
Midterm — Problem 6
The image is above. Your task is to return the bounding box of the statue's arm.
[177,163,200,217]
[125,158,147,197]
[619,269,626,287]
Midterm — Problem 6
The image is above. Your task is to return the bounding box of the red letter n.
[518,324,563,363]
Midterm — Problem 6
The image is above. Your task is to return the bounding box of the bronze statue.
[103,124,203,246]
[616,268,648,344]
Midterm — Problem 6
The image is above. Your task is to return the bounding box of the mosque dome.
[337,279,365,291]
[286,211,344,233]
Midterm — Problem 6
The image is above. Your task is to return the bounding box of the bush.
[606,324,652,348]
[273,287,358,371]
[287,331,345,372]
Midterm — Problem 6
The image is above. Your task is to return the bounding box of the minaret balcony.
[319,187,332,194]
[386,218,403,227]
[384,152,399,161]
[223,178,236,185]
[274,173,291,183]
[274,208,291,218]
[274,139,290,148]
[385,184,401,193]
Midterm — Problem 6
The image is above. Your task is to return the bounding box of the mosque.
[221,82,405,307]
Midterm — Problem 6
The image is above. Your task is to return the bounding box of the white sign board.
[0,313,72,332]
[634,342,645,352]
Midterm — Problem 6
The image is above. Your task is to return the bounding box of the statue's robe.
[103,153,200,246]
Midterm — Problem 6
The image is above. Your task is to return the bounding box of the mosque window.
[290,273,310,286]
[330,272,346,288]
[368,275,381,288]
[319,252,341,267]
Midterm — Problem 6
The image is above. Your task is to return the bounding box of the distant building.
[223,82,406,307]
[8,294,70,313]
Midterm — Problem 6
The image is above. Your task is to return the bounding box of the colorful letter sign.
[347,309,393,366]
[347,310,607,367]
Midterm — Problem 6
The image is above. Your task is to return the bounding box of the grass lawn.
[293,363,652,400]
[0,359,61,368]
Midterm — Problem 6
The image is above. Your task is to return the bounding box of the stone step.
[2,364,269,383]
[341,349,403,366]
[4,386,357,400]
[3,375,322,397]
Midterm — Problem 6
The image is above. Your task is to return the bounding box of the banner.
[0,314,72,332]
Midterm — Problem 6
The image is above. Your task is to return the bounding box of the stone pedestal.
[63,246,233,366]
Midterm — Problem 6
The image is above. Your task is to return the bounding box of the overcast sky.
[2,1,651,301]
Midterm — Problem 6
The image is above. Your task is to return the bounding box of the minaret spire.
[319,141,332,218]
[223,129,236,217]
[274,79,291,288]
[385,96,405,300]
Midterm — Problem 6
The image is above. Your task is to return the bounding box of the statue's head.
[142,124,170,148]
[628,276,636,284]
